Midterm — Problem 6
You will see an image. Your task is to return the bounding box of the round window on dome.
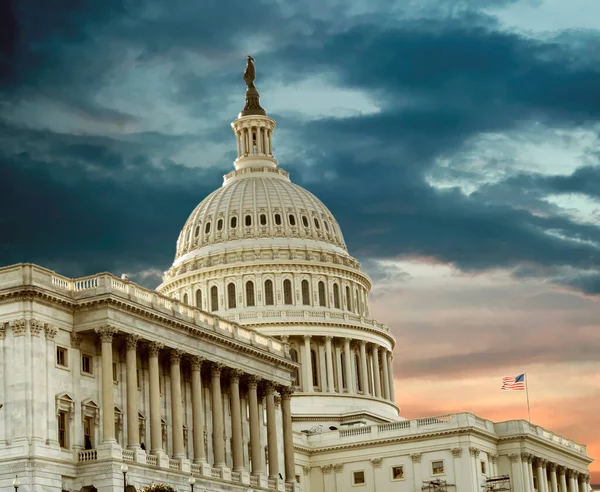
[217,219,223,231]
[274,214,282,225]
[245,215,252,227]
[314,218,320,229]
[230,216,237,228]
[289,214,296,226]
[205,222,211,234]
[260,214,267,226]
[302,216,309,227]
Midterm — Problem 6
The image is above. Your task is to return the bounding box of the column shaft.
[359,341,369,395]
[325,337,335,393]
[265,383,279,479]
[170,350,185,458]
[96,326,117,442]
[211,364,225,467]
[550,469,558,492]
[521,455,532,492]
[343,338,354,393]
[248,376,263,475]
[191,357,206,463]
[148,342,163,454]
[381,347,390,400]
[230,371,244,472]
[371,345,382,398]
[302,336,313,392]
[559,471,568,492]
[281,387,295,483]
[387,352,396,402]
[125,335,140,448]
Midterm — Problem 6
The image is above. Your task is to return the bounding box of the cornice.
[291,412,391,424]
[496,435,593,464]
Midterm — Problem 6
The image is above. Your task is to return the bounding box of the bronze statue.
[243,55,256,89]
[241,55,266,116]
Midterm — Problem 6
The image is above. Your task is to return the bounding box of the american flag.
[501,373,525,390]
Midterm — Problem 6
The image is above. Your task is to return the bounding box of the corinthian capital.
[126,334,139,351]
[44,323,58,340]
[30,319,44,337]
[95,325,118,343]
[190,356,204,371]
[147,341,163,357]
[279,385,294,399]
[170,349,182,365]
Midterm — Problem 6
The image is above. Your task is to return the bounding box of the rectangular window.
[58,411,68,448]
[112,362,118,383]
[432,460,445,475]
[353,470,366,486]
[56,347,68,367]
[391,465,405,480]
[114,421,119,444]
[136,369,141,389]
[81,354,93,375]
[83,416,93,449]
[481,461,487,474]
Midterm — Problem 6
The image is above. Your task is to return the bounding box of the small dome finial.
[241,55,266,116]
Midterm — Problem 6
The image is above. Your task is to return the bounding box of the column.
[257,125,263,154]
[359,341,369,395]
[343,338,354,393]
[536,459,546,492]
[125,335,140,448]
[527,455,536,492]
[387,351,396,402]
[521,454,532,492]
[95,325,118,442]
[170,350,185,458]
[469,447,481,490]
[547,463,558,492]
[558,467,568,492]
[509,454,523,492]
[302,335,313,393]
[411,453,422,492]
[190,356,206,463]
[381,347,390,400]
[334,343,343,393]
[371,345,382,398]
[281,386,295,483]
[325,337,335,393]
[265,382,279,479]
[211,363,226,468]
[148,341,163,454]
[229,370,244,472]
[568,470,578,492]
[248,375,263,475]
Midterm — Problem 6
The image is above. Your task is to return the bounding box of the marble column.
[211,363,226,468]
[359,341,369,395]
[125,335,140,448]
[527,455,535,492]
[281,386,295,483]
[265,382,279,479]
[371,344,382,398]
[170,350,185,458]
[548,463,558,492]
[248,375,263,475]
[387,351,396,402]
[343,338,354,393]
[568,471,578,492]
[96,325,118,442]
[148,341,163,454]
[302,335,313,393]
[411,453,423,492]
[535,459,546,492]
[190,356,206,463]
[521,454,532,492]
[334,343,343,393]
[229,369,244,472]
[509,454,523,492]
[381,347,390,400]
[558,467,568,492]
[325,336,335,393]
[469,447,481,491]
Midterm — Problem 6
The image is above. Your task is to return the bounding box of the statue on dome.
[241,55,266,116]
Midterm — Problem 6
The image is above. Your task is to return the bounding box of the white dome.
[173,166,347,264]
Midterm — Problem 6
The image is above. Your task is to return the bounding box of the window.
[314,217,320,229]
[83,416,94,450]
[355,354,362,392]
[318,281,326,307]
[340,352,346,390]
[481,461,487,474]
[264,279,274,306]
[391,465,405,480]
[274,213,282,225]
[245,215,252,227]
[290,348,300,387]
[210,286,218,312]
[346,286,352,311]
[302,216,309,227]
[58,411,68,448]
[324,221,329,232]
[333,283,340,308]
[81,354,93,375]
[230,216,238,228]
[136,369,141,389]
[353,471,365,486]
[301,280,310,305]
[289,214,296,226]
[217,218,223,231]
[227,283,237,309]
[356,288,362,314]
[183,293,189,305]
[283,279,293,305]
[195,289,202,309]
[311,350,319,387]
[205,222,211,234]
[114,407,123,445]
[194,225,200,237]
[112,362,118,383]
[260,214,267,225]
[56,347,68,368]
[432,461,445,475]
[246,281,255,307]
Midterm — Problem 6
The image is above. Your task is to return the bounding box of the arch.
[217,218,223,231]
[283,279,293,305]
[318,281,326,307]
[288,214,296,226]
[210,286,218,312]
[323,221,330,232]
[194,225,200,237]
[333,283,340,309]
[230,216,238,228]
[260,214,267,226]
[313,217,320,229]
[195,289,202,309]
[311,349,319,388]
[302,216,309,227]
[183,293,189,305]
[301,279,310,305]
[205,222,211,234]
[290,348,300,387]
[274,213,282,225]
[245,281,255,307]
[264,279,274,306]
[227,283,236,309]
[245,214,252,227]
[345,286,352,311]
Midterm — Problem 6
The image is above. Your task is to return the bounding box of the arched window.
[274,214,282,225]
[340,352,347,390]
[301,280,310,305]
[210,286,218,312]
[324,221,330,232]
[333,283,340,309]
[194,225,200,237]
[355,353,362,392]
[245,215,252,227]
[289,214,296,226]
[290,348,300,387]
[227,283,236,309]
[230,216,237,228]
[302,216,309,227]
[195,289,202,309]
[183,293,189,305]
[356,289,362,314]
[314,218,320,229]
[217,218,223,231]
[345,286,352,311]
[264,279,274,306]
[205,222,211,234]
[283,279,293,305]
[260,214,267,226]
[318,281,326,307]
[245,281,255,307]
[311,350,319,387]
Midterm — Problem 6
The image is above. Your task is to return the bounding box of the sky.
[0,0,599,481]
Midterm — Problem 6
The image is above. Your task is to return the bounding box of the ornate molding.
[546,462,556,472]
[10,318,26,336]
[508,453,519,463]
[303,466,310,475]
[247,374,261,388]
[280,386,294,399]
[411,453,422,463]
[30,319,44,337]
[371,458,382,468]
[94,324,118,343]
[0,323,5,340]
[44,323,58,340]
[147,341,163,357]
[190,355,204,371]
[264,380,276,394]
[333,463,343,473]
[489,453,498,464]
[70,331,82,348]
[469,446,480,457]
[170,349,183,365]
[451,448,462,458]
[229,368,243,382]
[126,334,139,351]
[321,464,333,474]
[210,362,224,376]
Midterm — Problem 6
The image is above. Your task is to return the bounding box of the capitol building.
[0,59,593,492]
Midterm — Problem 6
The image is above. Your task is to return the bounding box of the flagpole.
[524,372,531,422]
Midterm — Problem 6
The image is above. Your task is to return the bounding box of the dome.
[173,166,347,266]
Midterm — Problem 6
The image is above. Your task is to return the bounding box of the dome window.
[210,286,218,312]
[205,222,211,234]
[194,226,200,237]
[333,283,340,309]
[260,214,267,226]
[196,289,203,310]
[245,215,252,227]
[324,221,330,232]
[345,286,352,311]
[283,279,293,305]
[301,280,310,305]
[318,281,326,307]
[183,293,189,305]
[217,219,223,231]
[227,283,236,309]
[264,279,274,306]
[314,218,320,229]
[302,216,309,227]
[245,281,255,307]
[289,214,296,226]
[274,214,282,226]
[231,216,238,228]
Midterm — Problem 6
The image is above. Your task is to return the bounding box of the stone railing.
[250,475,259,487]
[211,468,222,479]
[169,459,181,471]
[78,449,97,462]
[122,449,135,462]
[494,419,588,454]
[146,455,158,466]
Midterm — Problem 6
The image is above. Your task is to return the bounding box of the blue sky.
[0,0,599,476]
